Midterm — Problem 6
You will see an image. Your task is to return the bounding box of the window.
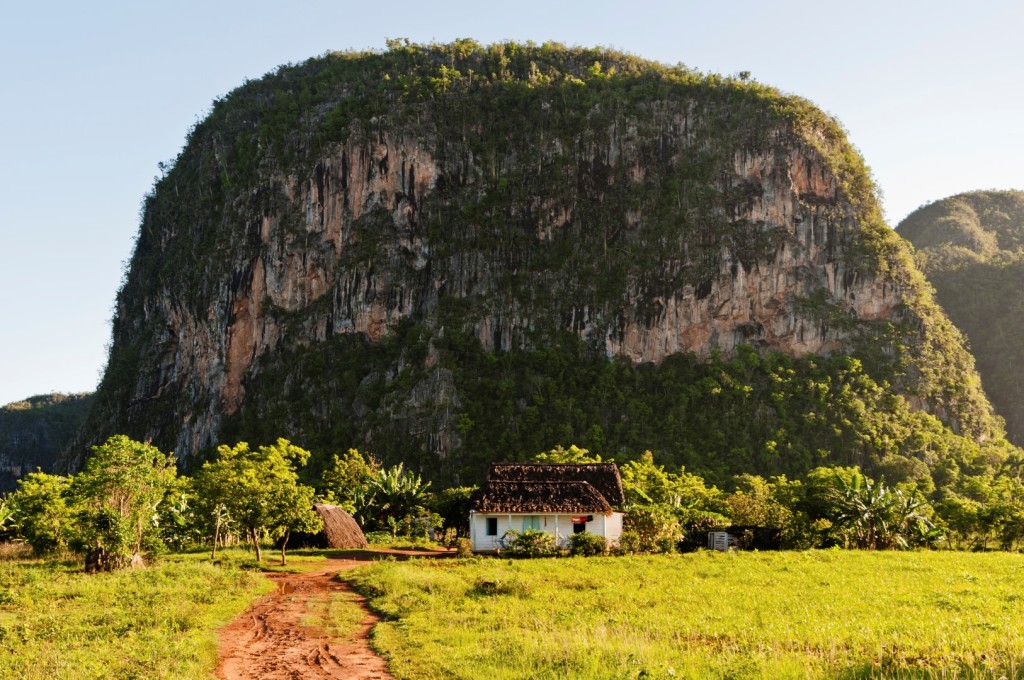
[486,517,498,536]
[522,516,541,531]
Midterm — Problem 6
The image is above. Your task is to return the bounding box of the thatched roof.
[486,463,624,506]
[471,480,613,513]
[286,504,368,549]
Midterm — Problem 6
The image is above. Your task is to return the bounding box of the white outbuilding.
[469,462,625,552]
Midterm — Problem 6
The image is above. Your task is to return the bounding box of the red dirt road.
[216,551,449,680]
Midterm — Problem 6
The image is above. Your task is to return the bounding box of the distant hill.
[898,190,1024,444]
[0,393,93,492]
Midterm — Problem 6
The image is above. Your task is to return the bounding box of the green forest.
[899,190,1024,447]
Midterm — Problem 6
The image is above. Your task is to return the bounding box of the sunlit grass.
[349,550,1024,679]
[0,549,271,679]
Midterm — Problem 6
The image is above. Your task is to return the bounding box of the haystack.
[288,504,368,549]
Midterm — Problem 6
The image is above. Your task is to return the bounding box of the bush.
[500,530,558,558]
[569,531,607,556]
[364,531,393,544]
[623,505,681,553]
[655,535,677,554]
[616,531,643,554]
[454,537,474,557]
[7,472,75,555]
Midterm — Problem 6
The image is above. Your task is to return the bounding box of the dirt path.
[216,550,449,680]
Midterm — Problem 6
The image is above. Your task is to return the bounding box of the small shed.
[469,463,625,552]
[287,504,369,549]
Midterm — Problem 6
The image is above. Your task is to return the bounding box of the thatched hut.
[287,504,368,549]
[470,463,625,552]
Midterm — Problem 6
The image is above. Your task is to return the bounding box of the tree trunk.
[211,514,222,559]
[280,528,290,566]
[252,528,263,563]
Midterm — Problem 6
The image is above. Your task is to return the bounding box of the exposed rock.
[0,393,92,491]
[65,42,1002,481]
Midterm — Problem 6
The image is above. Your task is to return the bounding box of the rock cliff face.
[68,42,1002,481]
[1,393,92,491]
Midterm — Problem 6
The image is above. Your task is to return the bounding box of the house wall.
[470,511,624,551]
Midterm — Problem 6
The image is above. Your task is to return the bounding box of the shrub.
[6,472,75,555]
[655,535,677,554]
[569,531,607,556]
[616,531,643,554]
[454,537,474,557]
[500,530,558,558]
[623,505,681,552]
[364,531,393,544]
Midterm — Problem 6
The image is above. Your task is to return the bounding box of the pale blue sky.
[2,0,1022,405]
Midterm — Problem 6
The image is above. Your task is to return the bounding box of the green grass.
[0,547,272,679]
[348,550,1024,679]
[302,585,368,641]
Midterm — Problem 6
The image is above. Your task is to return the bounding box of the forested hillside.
[898,190,1024,445]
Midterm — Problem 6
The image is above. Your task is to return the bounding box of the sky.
[1,0,1022,406]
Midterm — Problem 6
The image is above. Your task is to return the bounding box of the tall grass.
[0,549,271,679]
[349,550,1024,679]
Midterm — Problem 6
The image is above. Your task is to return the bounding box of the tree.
[429,486,478,538]
[623,505,682,552]
[70,435,176,569]
[320,448,378,510]
[532,444,602,464]
[195,438,320,564]
[7,472,74,554]
[273,481,321,565]
[620,451,723,511]
[619,452,728,552]
[354,463,431,534]
[725,474,795,529]
[156,476,203,551]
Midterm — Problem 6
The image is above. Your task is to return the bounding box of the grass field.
[0,547,272,679]
[348,550,1024,679]
[4,546,1023,678]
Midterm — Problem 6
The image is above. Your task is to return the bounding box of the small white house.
[469,463,625,552]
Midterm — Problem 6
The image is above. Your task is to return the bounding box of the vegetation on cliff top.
[80,41,1007,491]
[898,190,1024,446]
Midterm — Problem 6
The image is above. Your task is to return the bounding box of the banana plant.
[830,471,938,549]
[355,463,432,532]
